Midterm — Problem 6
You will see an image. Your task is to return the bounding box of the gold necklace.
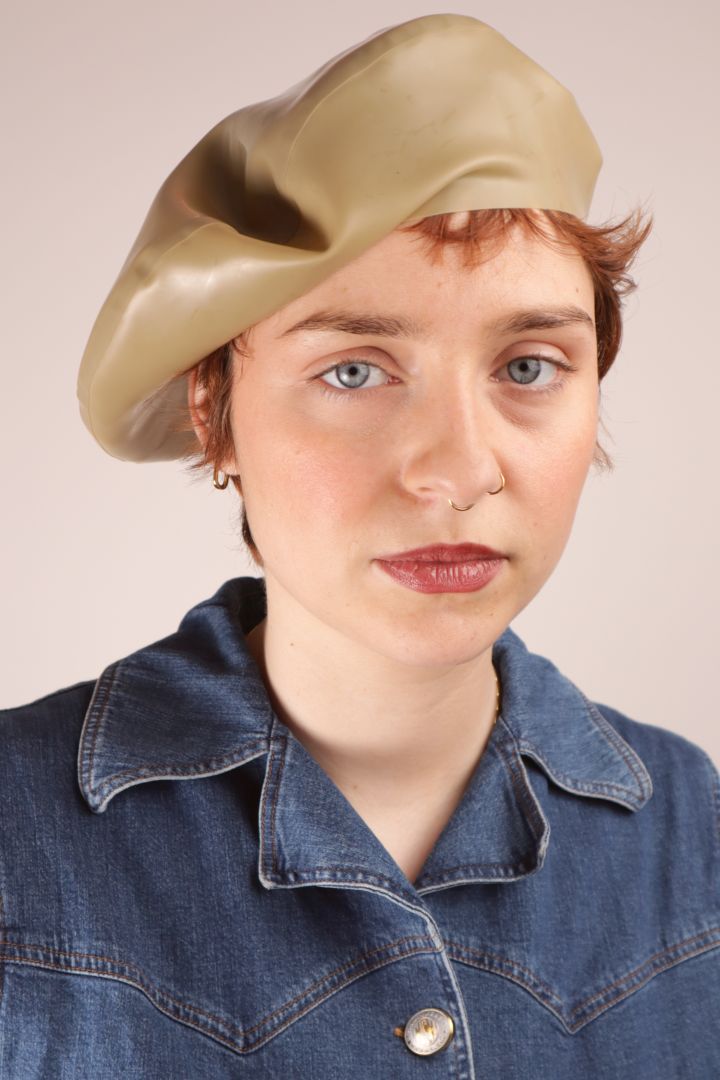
[493,667,502,725]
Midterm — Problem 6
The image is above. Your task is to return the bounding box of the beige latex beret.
[77,13,602,462]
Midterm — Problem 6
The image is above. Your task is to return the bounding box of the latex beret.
[77,13,602,462]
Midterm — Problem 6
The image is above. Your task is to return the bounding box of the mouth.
[374,544,507,594]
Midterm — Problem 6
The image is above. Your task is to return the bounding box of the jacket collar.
[78,575,652,820]
[78,577,273,815]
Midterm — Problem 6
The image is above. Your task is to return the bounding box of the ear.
[186,367,238,475]
[187,367,210,452]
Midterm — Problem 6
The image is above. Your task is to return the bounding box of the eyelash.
[314,355,575,402]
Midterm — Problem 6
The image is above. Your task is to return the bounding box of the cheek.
[242,409,383,536]
[521,418,597,550]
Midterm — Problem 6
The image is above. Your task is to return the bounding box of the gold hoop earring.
[487,470,505,496]
[449,499,475,511]
[212,465,229,490]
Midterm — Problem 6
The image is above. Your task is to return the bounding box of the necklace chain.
[493,667,502,725]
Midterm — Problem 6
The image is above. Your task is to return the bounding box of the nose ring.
[487,470,505,496]
[448,470,505,511]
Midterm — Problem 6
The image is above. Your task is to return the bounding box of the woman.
[2,14,718,1077]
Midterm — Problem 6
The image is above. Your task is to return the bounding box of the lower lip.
[375,557,505,594]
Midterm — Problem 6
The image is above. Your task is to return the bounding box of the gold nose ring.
[487,470,505,496]
[448,470,505,510]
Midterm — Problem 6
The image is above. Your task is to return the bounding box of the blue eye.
[318,361,389,394]
[506,356,558,387]
[315,354,574,402]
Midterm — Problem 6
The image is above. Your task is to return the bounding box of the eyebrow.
[491,305,595,335]
[280,304,594,340]
[280,310,422,338]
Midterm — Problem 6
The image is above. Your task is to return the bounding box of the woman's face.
[213,221,599,668]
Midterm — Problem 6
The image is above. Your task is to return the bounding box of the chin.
[386,638,498,670]
[362,610,507,668]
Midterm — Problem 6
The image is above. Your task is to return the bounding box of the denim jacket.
[1,576,718,1079]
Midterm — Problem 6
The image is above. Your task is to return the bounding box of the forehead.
[261,222,594,337]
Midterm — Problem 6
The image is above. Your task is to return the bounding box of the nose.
[400,384,504,507]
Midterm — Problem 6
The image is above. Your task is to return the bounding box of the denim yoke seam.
[446,942,563,1008]
[0,935,437,1054]
[447,926,720,1033]
[1,935,426,1034]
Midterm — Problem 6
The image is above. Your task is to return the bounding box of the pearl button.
[403,1007,455,1056]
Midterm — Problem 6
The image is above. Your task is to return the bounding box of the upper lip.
[377,543,506,562]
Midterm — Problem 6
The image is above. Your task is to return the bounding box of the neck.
[244,582,500,877]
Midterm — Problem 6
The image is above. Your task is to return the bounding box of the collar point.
[79,785,110,815]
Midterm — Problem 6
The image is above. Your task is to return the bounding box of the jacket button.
[402,1007,455,1056]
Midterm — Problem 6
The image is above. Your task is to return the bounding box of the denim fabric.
[0,575,718,1078]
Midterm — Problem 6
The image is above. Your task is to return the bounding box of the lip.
[374,543,507,595]
[375,553,505,594]
[376,543,505,562]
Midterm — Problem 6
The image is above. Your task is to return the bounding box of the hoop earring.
[212,464,229,490]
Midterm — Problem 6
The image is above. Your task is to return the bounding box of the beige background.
[2,1,718,766]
